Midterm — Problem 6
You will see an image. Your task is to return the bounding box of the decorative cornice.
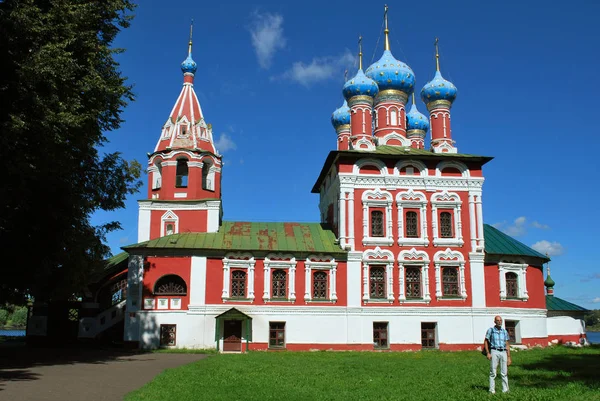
[426,99,452,111]
[348,95,374,107]
[138,199,221,210]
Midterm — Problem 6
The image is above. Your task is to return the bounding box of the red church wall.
[142,256,191,309]
[149,209,208,239]
[204,258,348,307]
[484,264,546,308]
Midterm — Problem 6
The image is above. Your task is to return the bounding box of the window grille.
[406,211,418,238]
[271,269,287,298]
[405,267,421,298]
[371,210,384,237]
[442,267,458,296]
[369,266,386,299]
[440,212,453,238]
[230,270,246,298]
[312,271,327,299]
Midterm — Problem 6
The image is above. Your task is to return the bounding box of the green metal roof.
[546,295,589,312]
[484,224,549,262]
[123,221,346,257]
[312,147,493,193]
[106,251,128,268]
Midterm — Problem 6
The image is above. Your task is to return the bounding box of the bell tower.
[138,23,222,242]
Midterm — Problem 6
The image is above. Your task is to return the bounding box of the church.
[65,10,588,351]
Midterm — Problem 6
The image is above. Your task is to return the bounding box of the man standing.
[485,315,512,394]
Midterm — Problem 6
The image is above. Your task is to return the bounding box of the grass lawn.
[126,346,600,401]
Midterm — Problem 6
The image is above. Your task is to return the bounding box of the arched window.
[390,109,398,126]
[272,269,287,298]
[506,272,518,298]
[442,267,458,296]
[312,271,327,299]
[153,160,163,189]
[405,211,418,238]
[369,266,386,299]
[440,212,453,238]
[175,158,188,188]
[371,210,384,237]
[165,223,174,235]
[154,275,187,295]
[231,270,246,298]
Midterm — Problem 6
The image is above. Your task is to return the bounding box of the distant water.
[587,331,600,344]
[0,329,26,337]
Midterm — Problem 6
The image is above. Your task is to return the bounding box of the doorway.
[223,320,242,352]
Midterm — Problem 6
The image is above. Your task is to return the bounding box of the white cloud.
[531,221,550,230]
[277,50,355,86]
[500,216,527,237]
[215,133,236,153]
[249,12,285,69]
[593,297,600,303]
[531,240,565,256]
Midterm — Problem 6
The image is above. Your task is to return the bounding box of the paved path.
[0,344,207,401]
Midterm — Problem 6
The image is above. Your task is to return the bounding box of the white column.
[459,262,467,299]
[521,266,529,299]
[431,204,439,245]
[499,264,506,299]
[137,207,151,242]
[221,262,230,299]
[348,190,355,249]
[386,203,393,243]
[434,263,442,298]
[248,260,255,301]
[339,192,346,249]
[468,194,477,252]
[397,203,404,243]
[362,262,369,302]
[476,195,484,249]
[386,262,394,302]
[331,262,338,301]
[398,263,406,301]
[456,204,463,244]
[289,262,296,301]
[362,204,368,241]
[189,256,206,306]
[469,252,486,307]
[304,264,311,302]
[423,263,431,302]
[263,263,270,302]
[421,202,429,244]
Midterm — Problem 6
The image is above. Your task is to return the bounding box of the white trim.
[431,191,464,247]
[398,248,431,302]
[362,247,395,303]
[189,256,207,306]
[435,161,469,178]
[362,188,394,246]
[393,160,428,177]
[353,158,388,175]
[263,254,297,302]
[304,255,338,303]
[499,262,529,301]
[160,210,179,236]
[222,253,255,302]
[378,132,410,147]
[396,190,429,246]
[433,248,467,300]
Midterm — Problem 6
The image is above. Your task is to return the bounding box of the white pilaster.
[189,256,207,306]
[346,251,363,307]
[348,190,355,250]
[339,191,346,249]
[469,252,486,307]
[468,194,477,252]
[138,208,151,242]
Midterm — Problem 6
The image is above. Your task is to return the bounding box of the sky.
[92,0,600,310]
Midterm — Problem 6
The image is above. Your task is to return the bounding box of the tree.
[0,0,142,304]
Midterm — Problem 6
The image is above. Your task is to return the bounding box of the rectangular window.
[440,212,453,238]
[271,270,287,298]
[312,271,328,299]
[506,273,518,298]
[230,270,247,298]
[405,211,418,238]
[369,266,386,299]
[370,210,384,237]
[269,322,285,348]
[505,320,517,344]
[160,324,176,346]
[421,323,436,349]
[405,266,422,298]
[373,322,388,349]
[442,267,459,296]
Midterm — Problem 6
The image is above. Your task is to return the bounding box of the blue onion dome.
[365,50,415,98]
[181,52,197,75]
[342,69,379,102]
[331,100,351,129]
[421,70,457,107]
[406,103,429,133]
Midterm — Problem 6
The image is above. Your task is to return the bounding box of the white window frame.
[398,248,431,303]
[433,248,467,300]
[499,262,529,301]
[161,120,173,139]
[263,254,296,302]
[222,253,255,302]
[396,190,429,246]
[362,189,394,246]
[431,191,464,247]
[304,255,337,303]
[362,247,394,303]
[160,211,179,237]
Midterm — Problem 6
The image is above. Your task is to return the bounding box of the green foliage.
[584,310,600,329]
[9,306,28,327]
[0,0,142,304]
[0,309,8,326]
[126,346,600,401]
